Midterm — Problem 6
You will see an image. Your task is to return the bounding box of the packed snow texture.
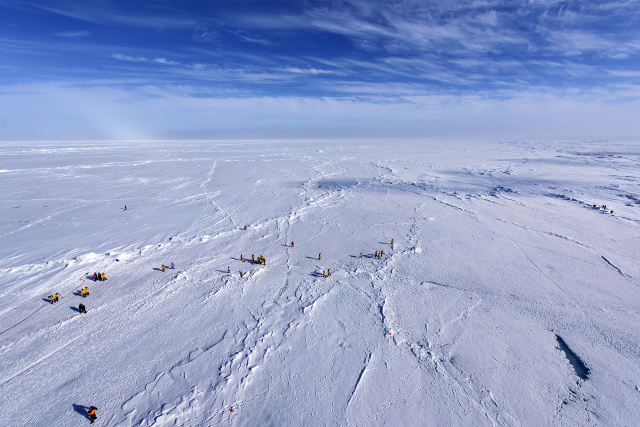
[1,139,639,426]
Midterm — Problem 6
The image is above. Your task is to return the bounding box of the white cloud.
[54,30,91,38]
[111,54,180,66]
[153,58,180,65]
[111,53,148,62]
[284,67,341,75]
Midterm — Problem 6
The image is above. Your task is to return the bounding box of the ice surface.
[1,138,639,426]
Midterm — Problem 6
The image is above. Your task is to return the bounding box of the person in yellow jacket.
[161,264,165,272]
[101,272,106,281]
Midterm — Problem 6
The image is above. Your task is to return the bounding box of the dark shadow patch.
[556,334,590,381]
[73,404,91,421]
[490,186,517,197]
[70,306,81,313]
[619,193,640,205]
[316,179,360,191]
[546,193,575,202]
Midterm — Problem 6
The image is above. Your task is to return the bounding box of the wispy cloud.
[111,54,148,63]
[54,30,91,38]
[111,54,179,66]
[284,67,342,75]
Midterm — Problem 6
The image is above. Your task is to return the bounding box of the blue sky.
[1,0,640,140]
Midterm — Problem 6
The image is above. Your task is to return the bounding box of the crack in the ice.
[346,352,372,407]
[601,256,626,277]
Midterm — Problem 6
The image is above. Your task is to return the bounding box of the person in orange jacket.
[87,406,97,423]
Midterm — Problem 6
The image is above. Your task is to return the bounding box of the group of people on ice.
[160,263,174,271]
[239,254,266,265]
[93,272,107,281]
[593,204,614,214]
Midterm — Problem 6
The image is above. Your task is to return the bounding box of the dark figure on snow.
[124,205,127,210]
[227,267,231,273]
[93,273,98,281]
[87,406,97,423]
[79,304,87,314]
[291,241,294,247]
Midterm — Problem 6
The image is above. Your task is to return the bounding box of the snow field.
[0,139,639,426]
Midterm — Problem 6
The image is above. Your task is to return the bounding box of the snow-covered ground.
[1,138,639,426]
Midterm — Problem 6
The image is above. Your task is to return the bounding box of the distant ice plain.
[1,138,639,426]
